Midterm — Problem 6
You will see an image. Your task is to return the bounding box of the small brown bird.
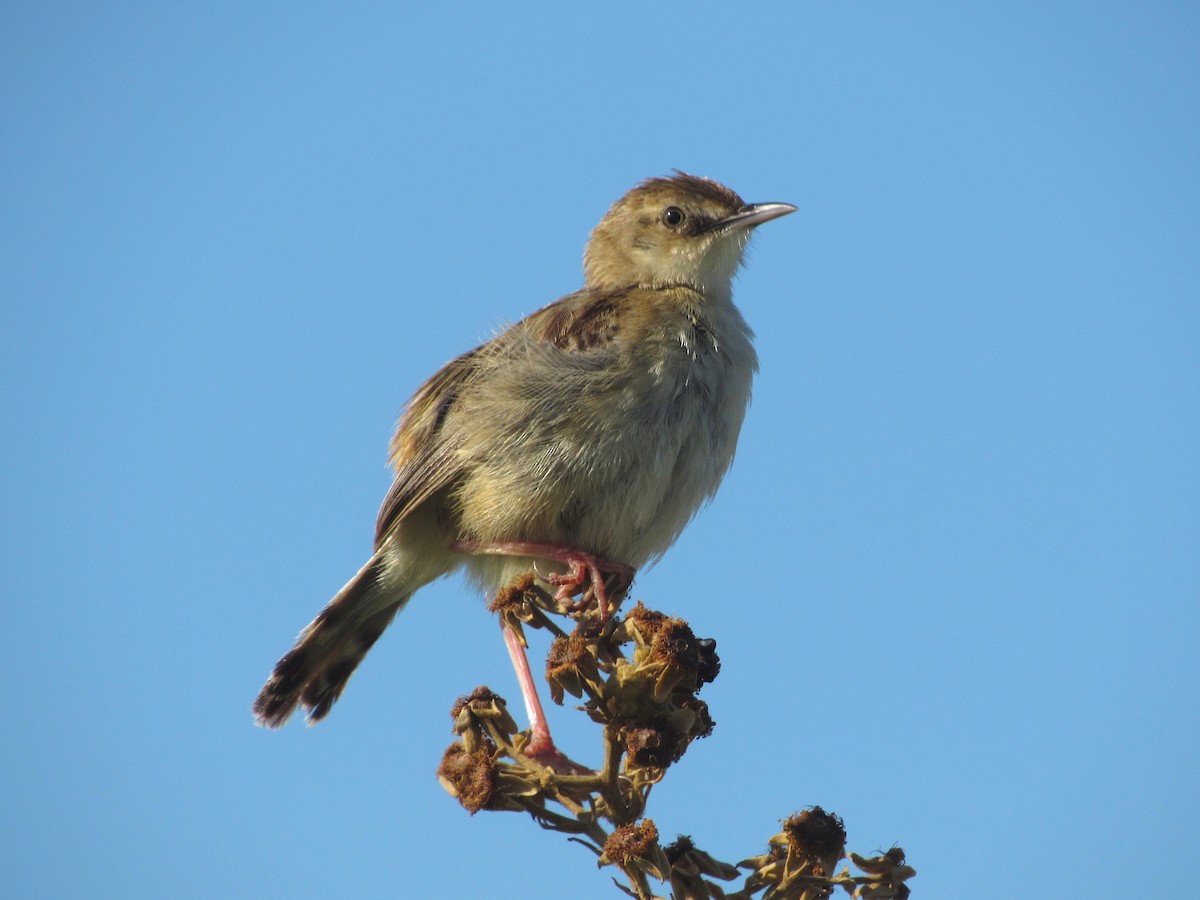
[253,173,796,765]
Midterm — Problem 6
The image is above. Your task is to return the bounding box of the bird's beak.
[708,201,798,233]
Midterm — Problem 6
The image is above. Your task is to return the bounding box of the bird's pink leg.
[451,539,634,619]
[500,624,585,771]
[452,539,635,773]
[501,628,566,768]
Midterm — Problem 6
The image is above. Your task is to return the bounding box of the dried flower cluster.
[436,573,915,899]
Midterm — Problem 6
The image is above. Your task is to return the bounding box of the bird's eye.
[661,206,685,227]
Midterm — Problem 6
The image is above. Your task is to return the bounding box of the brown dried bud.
[437,742,546,815]
[677,696,715,740]
[620,601,669,642]
[436,744,498,815]
[782,807,847,878]
[488,573,556,637]
[600,819,671,883]
[647,619,702,695]
[623,716,689,769]
[546,632,600,705]
[450,686,520,742]
[617,606,720,701]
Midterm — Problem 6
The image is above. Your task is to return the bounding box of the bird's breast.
[451,296,756,581]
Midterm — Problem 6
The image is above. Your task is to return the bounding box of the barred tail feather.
[253,554,408,728]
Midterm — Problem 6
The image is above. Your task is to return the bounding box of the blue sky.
[2,3,1197,897]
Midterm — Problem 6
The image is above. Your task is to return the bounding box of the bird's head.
[583,173,796,299]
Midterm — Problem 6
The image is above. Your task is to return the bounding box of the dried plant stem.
[436,576,916,899]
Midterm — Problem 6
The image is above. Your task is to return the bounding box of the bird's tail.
[253,553,408,728]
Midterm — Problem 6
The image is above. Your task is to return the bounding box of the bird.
[253,173,796,766]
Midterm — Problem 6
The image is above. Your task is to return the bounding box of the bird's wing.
[373,288,629,546]
[374,346,481,546]
[520,287,625,352]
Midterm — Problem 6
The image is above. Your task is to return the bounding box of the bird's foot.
[541,551,634,621]
[452,539,634,620]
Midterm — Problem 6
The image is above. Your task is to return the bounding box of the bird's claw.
[543,554,633,620]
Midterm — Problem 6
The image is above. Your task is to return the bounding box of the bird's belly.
[455,372,746,589]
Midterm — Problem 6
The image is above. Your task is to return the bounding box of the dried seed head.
[621,602,669,641]
[782,807,847,877]
[436,743,498,815]
[449,686,519,752]
[546,633,599,704]
[488,573,557,637]
[623,717,688,769]
[600,819,671,883]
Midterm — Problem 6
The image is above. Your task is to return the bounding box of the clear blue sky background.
[3,4,1197,898]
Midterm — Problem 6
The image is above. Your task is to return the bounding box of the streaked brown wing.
[373,287,627,547]
[522,287,625,351]
[374,347,480,546]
